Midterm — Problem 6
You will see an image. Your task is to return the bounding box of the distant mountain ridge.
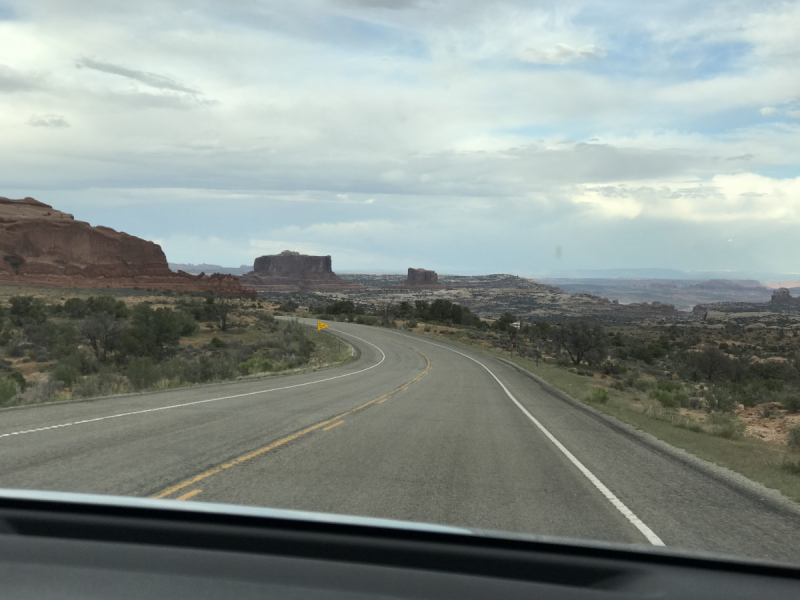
[169,263,251,275]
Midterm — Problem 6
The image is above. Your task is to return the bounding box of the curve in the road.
[386,330,664,547]
[0,331,387,441]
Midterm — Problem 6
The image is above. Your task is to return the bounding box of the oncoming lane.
[0,325,428,498]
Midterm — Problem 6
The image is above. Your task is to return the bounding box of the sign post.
[317,321,329,331]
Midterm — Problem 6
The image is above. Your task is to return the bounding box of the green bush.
[788,425,800,448]
[53,360,80,387]
[782,395,800,413]
[127,357,162,391]
[0,377,18,406]
[706,412,745,439]
[586,388,609,404]
[239,353,277,375]
[73,371,128,399]
[648,385,689,408]
[780,460,800,476]
[6,370,27,392]
[210,337,226,348]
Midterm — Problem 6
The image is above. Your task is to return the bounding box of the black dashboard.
[0,490,797,599]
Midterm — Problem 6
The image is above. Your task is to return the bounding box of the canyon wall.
[0,197,254,296]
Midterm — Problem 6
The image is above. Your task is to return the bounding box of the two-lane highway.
[2,321,800,563]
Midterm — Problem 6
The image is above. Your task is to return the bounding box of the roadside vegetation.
[0,288,352,408]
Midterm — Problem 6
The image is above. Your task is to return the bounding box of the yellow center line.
[175,489,202,501]
[323,421,344,431]
[152,349,431,500]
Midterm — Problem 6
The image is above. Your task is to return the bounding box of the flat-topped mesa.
[771,288,796,304]
[0,196,254,296]
[241,250,363,291]
[392,267,446,289]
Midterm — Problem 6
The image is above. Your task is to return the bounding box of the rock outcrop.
[0,197,254,296]
[240,250,362,291]
[392,267,446,289]
[771,288,795,304]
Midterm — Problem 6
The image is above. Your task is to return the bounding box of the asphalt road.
[2,320,800,563]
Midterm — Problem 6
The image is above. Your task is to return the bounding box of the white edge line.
[0,330,385,440]
[387,330,665,547]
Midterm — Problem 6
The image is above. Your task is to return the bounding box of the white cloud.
[569,174,800,223]
[760,107,778,116]
[521,43,605,65]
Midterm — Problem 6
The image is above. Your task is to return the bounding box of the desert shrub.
[355,315,381,326]
[0,377,18,406]
[788,426,800,448]
[73,371,128,398]
[277,358,297,370]
[649,389,685,408]
[5,370,27,392]
[86,295,129,319]
[632,378,654,392]
[52,360,80,387]
[782,394,800,413]
[127,357,162,390]
[586,388,609,404]
[610,379,627,391]
[62,297,89,319]
[656,380,683,392]
[239,353,277,375]
[706,412,745,439]
[278,301,299,313]
[210,337,226,348]
[405,318,418,329]
[630,342,667,365]
[780,460,800,476]
[555,356,572,368]
[649,381,689,408]
[9,296,48,325]
[758,403,781,419]
[118,304,185,360]
[705,386,739,413]
[17,380,62,405]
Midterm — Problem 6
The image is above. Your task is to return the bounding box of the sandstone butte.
[392,267,446,289]
[0,196,254,296]
[240,250,363,291]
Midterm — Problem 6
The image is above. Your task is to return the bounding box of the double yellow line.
[152,350,431,500]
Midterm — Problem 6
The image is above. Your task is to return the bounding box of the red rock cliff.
[241,250,362,291]
[0,196,253,296]
[392,267,445,289]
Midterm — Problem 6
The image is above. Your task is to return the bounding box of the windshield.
[2,0,800,566]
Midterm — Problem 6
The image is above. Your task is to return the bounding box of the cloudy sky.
[2,0,800,277]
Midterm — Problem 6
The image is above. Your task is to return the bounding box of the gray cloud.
[726,153,754,161]
[28,114,70,128]
[0,64,39,93]
[75,57,200,94]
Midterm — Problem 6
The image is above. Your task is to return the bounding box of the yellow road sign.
[317,321,329,331]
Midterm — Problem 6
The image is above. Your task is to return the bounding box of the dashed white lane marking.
[0,332,386,440]
[387,330,665,547]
